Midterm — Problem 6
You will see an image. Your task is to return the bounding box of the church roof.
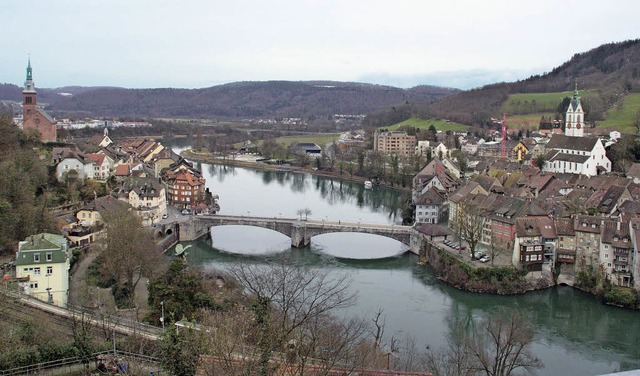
[546,151,590,164]
[36,108,55,123]
[545,134,598,152]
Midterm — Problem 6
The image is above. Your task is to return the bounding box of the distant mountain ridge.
[426,39,640,125]
[0,80,458,119]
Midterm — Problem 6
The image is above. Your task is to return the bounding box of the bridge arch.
[178,215,412,248]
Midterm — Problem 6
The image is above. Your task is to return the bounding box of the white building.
[16,233,71,307]
[542,87,610,177]
[415,187,446,224]
[56,150,95,182]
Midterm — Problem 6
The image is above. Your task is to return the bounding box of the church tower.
[22,57,37,118]
[564,83,584,137]
[21,57,57,142]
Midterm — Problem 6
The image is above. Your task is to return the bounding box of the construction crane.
[490,114,507,159]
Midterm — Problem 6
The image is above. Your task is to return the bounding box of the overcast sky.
[2,0,638,90]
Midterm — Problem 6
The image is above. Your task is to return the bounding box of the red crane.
[501,113,507,159]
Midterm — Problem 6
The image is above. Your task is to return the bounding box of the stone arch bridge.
[177,214,411,247]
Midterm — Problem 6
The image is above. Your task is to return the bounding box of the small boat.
[364,181,373,189]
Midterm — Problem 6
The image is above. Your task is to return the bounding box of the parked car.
[181,209,191,215]
[474,251,485,260]
[162,213,168,219]
[479,256,491,263]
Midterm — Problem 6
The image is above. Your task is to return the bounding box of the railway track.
[0,289,161,341]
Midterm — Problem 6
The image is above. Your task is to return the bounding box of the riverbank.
[181,149,411,192]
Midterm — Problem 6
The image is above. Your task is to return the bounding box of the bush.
[112,284,134,309]
[86,255,116,288]
[603,286,638,308]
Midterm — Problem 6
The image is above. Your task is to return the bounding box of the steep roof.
[626,163,640,180]
[601,220,631,248]
[555,218,575,236]
[19,233,66,252]
[79,195,130,214]
[114,164,131,177]
[86,153,106,165]
[515,217,556,239]
[545,134,598,152]
[415,224,451,237]
[574,215,603,234]
[416,187,445,206]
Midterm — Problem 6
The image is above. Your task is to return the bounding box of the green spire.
[573,80,579,98]
[26,55,32,81]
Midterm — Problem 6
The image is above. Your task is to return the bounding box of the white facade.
[56,157,95,181]
[564,86,585,137]
[415,203,443,224]
[16,234,70,307]
[544,137,610,177]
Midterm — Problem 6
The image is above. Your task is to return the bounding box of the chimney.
[617,221,621,231]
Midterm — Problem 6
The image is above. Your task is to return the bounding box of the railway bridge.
[177,214,412,247]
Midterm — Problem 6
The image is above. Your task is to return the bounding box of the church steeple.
[23,55,36,94]
[26,56,33,81]
[565,81,584,137]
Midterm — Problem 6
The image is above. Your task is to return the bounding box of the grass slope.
[251,133,341,147]
[500,91,595,115]
[384,118,467,132]
[598,93,640,133]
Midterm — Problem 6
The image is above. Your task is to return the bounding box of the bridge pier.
[291,223,310,248]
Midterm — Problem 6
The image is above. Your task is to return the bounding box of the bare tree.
[467,310,543,376]
[101,206,167,307]
[424,320,476,376]
[488,229,509,266]
[458,201,485,257]
[227,260,357,376]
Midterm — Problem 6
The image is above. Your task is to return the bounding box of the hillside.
[425,39,640,127]
[0,81,458,120]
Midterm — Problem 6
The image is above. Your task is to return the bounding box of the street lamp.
[160,301,165,329]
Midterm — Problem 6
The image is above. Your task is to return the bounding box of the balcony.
[614,249,629,257]
[613,259,629,267]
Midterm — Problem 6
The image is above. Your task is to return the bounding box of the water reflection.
[312,232,408,259]
[179,239,640,375]
[199,164,409,224]
[210,225,290,255]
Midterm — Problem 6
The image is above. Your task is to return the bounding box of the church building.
[22,58,57,142]
[542,86,610,177]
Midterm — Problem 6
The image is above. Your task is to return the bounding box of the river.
[166,143,639,375]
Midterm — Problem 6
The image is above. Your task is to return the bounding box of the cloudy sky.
[2,0,638,90]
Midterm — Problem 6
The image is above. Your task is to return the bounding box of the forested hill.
[0,81,458,119]
[425,39,640,125]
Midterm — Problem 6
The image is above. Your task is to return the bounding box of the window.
[605,253,609,258]
[46,266,53,275]
[608,263,612,268]
[30,282,38,289]
[46,252,52,261]
[34,254,40,262]
[605,245,609,249]
[34,267,41,275]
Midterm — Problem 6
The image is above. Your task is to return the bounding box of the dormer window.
[591,224,596,228]
[614,236,619,241]
[623,238,628,243]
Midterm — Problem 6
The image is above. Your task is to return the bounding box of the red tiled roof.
[114,164,131,176]
[86,153,106,165]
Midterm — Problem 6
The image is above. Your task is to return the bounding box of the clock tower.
[564,83,584,138]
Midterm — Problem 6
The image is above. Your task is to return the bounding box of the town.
[3,51,640,375]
